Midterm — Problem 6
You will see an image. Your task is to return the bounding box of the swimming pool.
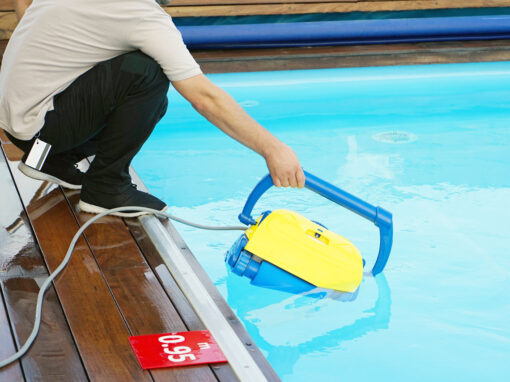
[133,62,510,381]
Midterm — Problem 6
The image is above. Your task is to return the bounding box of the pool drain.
[372,131,417,144]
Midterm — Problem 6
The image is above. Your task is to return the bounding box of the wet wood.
[0,291,24,382]
[1,277,89,381]
[64,191,219,382]
[0,151,45,278]
[0,148,88,381]
[0,135,243,381]
[3,161,152,381]
[194,40,510,73]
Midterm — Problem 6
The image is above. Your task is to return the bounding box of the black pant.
[7,51,169,193]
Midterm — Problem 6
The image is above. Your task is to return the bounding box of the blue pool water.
[134,62,510,381]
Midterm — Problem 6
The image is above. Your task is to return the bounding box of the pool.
[133,62,510,381]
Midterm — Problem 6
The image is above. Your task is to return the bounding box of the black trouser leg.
[6,51,169,192]
[83,53,169,193]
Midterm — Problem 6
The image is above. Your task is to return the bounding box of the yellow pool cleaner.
[225,170,393,294]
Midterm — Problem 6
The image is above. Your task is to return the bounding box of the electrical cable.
[0,206,247,368]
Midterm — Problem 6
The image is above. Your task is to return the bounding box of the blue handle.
[238,170,393,275]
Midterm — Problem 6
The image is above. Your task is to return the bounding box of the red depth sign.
[129,330,227,369]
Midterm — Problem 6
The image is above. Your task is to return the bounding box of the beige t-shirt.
[0,0,202,140]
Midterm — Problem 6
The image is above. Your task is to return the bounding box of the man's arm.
[172,74,306,188]
[14,0,32,20]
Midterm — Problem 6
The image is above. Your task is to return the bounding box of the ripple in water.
[372,131,417,144]
[239,100,259,108]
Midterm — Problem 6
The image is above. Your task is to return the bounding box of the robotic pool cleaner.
[226,170,393,294]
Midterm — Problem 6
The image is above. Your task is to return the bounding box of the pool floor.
[134,62,510,381]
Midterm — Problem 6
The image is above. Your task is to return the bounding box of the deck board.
[194,40,510,73]
[0,288,24,382]
[1,277,88,381]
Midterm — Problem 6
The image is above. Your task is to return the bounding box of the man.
[1,0,305,217]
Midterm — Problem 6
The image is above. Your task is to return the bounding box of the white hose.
[0,206,247,368]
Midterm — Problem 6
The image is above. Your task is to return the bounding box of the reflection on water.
[225,272,391,378]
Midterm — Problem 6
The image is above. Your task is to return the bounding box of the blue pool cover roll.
[179,15,510,49]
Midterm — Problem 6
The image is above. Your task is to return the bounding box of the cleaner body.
[226,171,393,294]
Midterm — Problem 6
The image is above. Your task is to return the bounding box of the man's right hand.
[263,141,305,188]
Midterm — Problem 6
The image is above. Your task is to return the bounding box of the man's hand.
[263,141,305,188]
[172,74,305,188]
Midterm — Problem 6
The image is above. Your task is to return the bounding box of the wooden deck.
[0,132,279,381]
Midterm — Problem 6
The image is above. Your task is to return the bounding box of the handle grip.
[238,170,393,275]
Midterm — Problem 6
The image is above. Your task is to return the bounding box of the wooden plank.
[0,148,44,279]
[0,0,12,12]
[193,39,510,72]
[63,190,220,382]
[0,292,24,382]
[1,0,508,14]
[165,1,510,17]
[169,0,358,4]
[1,277,89,381]
[3,161,153,381]
[0,147,88,381]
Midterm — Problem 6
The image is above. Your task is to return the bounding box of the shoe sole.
[18,162,82,190]
[78,200,168,218]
